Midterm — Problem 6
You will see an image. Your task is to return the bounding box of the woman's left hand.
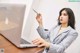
[32,38,50,48]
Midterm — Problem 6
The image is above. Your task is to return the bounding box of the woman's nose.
[60,16,63,19]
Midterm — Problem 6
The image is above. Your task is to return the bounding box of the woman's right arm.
[36,14,50,39]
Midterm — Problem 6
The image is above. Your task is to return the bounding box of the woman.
[32,8,78,53]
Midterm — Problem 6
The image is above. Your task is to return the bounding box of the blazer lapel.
[53,26,71,42]
[50,25,61,42]
[58,26,71,36]
[51,26,71,43]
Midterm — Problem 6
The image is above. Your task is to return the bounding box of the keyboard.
[20,38,31,44]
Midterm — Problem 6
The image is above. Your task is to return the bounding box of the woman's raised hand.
[36,13,43,27]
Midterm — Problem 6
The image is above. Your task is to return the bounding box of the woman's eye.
[63,13,67,16]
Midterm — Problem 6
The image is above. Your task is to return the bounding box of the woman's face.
[59,10,69,24]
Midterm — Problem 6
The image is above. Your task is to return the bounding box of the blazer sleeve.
[37,25,58,39]
[47,31,78,53]
[37,26,50,39]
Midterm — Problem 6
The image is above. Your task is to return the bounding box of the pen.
[33,9,38,14]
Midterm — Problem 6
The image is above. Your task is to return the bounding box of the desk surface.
[0,35,44,53]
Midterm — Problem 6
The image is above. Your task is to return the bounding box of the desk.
[0,35,44,53]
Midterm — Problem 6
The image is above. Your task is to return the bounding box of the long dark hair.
[58,8,75,29]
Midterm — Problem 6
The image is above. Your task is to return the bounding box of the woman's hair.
[58,8,75,29]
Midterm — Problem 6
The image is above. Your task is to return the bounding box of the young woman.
[32,8,78,53]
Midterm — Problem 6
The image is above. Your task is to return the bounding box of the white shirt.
[58,27,66,35]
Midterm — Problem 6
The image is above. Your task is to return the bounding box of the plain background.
[0,0,80,53]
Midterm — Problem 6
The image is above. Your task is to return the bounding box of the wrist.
[39,23,43,27]
[45,43,50,52]
[46,42,50,48]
